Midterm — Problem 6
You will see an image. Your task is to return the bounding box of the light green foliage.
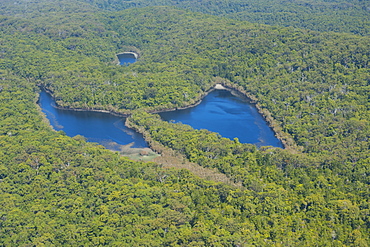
[0,75,250,245]
[2,6,368,160]
[127,111,370,245]
[5,0,365,35]
[0,0,369,245]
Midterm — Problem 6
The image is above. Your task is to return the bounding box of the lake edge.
[218,82,295,150]
[38,88,164,160]
[40,83,290,149]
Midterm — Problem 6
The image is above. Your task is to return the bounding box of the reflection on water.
[159,89,283,148]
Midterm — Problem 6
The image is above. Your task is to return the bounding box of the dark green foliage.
[1,6,368,160]
[2,0,369,35]
[1,75,369,245]
[92,0,370,35]
[0,74,252,246]
[4,0,367,35]
[0,0,369,245]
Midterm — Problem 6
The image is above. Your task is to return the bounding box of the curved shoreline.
[117,52,138,59]
[40,83,222,117]
[39,87,131,117]
[39,82,293,150]
[148,84,221,114]
[116,51,139,65]
[213,81,295,150]
[150,82,290,149]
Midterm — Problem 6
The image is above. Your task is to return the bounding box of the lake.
[39,88,283,150]
[159,89,283,148]
[39,91,148,151]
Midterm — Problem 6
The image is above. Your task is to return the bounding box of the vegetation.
[0,0,369,245]
[92,0,370,35]
[3,0,369,35]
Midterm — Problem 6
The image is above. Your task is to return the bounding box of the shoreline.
[39,86,131,117]
[214,80,295,150]
[126,116,242,187]
[148,83,221,114]
[39,82,293,150]
[149,82,291,149]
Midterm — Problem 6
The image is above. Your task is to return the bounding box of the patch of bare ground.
[119,143,160,161]
[151,145,243,188]
[126,116,242,188]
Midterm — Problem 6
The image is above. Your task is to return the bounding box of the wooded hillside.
[0,1,369,245]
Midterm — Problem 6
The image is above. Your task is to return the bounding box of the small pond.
[117,52,137,65]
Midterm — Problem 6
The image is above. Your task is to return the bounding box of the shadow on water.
[117,53,137,65]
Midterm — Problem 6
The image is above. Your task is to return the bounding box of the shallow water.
[159,89,283,148]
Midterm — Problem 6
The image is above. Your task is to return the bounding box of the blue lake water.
[117,53,137,65]
[39,89,283,150]
[159,89,283,148]
[39,91,148,150]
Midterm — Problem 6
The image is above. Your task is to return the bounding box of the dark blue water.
[159,90,283,148]
[39,91,148,150]
[40,89,282,149]
[117,53,137,65]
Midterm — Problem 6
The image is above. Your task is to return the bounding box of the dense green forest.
[1,0,369,35]
[84,0,370,35]
[1,0,369,245]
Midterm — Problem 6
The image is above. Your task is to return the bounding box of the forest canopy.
[0,0,369,245]
[1,0,369,35]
